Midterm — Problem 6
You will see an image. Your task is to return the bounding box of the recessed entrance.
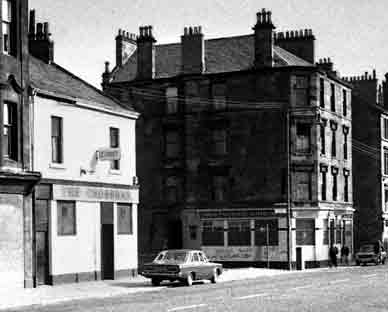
[101,202,114,280]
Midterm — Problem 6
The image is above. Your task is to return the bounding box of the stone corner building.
[103,9,353,268]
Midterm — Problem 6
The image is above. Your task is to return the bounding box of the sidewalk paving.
[0,266,354,310]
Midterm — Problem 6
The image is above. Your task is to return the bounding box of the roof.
[29,56,136,115]
[111,34,313,83]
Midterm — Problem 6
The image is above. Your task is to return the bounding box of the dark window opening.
[296,219,315,245]
[255,219,278,246]
[320,123,326,155]
[228,220,251,246]
[344,175,349,202]
[332,173,338,201]
[342,89,347,116]
[321,171,327,201]
[331,129,336,157]
[51,116,63,164]
[110,127,120,170]
[330,83,335,112]
[202,220,224,246]
[320,78,325,108]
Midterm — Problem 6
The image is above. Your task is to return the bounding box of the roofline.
[32,87,140,120]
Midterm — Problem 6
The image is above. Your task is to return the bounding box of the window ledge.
[49,163,66,170]
[109,169,122,176]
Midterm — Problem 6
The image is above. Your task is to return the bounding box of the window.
[323,219,329,245]
[343,126,349,160]
[212,176,227,201]
[385,189,388,212]
[165,176,183,203]
[117,204,133,235]
[330,83,335,112]
[255,219,278,246]
[342,89,347,116]
[166,87,178,114]
[51,116,63,164]
[332,168,338,201]
[2,0,12,55]
[202,220,224,246]
[335,220,341,244]
[109,127,120,170]
[294,76,308,106]
[57,201,76,236]
[165,131,181,158]
[320,78,325,108]
[296,219,315,245]
[212,83,226,110]
[294,171,311,201]
[228,220,251,246]
[212,129,227,155]
[3,102,16,160]
[321,169,327,201]
[296,123,311,153]
[320,120,326,155]
[384,118,388,140]
[331,127,337,157]
[344,174,349,202]
[192,253,199,262]
[384,148,388,176]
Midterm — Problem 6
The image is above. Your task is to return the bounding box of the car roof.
[159,249,203,253]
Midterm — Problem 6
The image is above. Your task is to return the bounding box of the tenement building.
[103,9,353,268]
[29,11,140,285]
[344,71,388,251]
[0,0,41,291]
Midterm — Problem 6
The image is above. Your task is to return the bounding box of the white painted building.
[29,56,139,285]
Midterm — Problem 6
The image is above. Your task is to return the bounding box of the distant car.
[140,249,223,286]
[355,243,387,265]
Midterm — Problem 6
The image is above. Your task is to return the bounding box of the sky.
[29,0,388,89]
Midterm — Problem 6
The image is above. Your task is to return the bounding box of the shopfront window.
[117,204,133,235]
[296,219,315,245]
[255,219,278,246]
[202,220,224,246]
[57,201,76,236]
[228,220,251,246]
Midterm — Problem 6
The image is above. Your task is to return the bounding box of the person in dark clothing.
[341,245,350,265]
[329,245,338,267]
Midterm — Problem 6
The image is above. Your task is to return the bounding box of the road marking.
[290,284,313,290]
[330,279,349,284]
[235,293,268,300]
[167,304,208,311]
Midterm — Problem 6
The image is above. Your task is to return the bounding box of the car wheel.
[185,273,194,286]
[151,278,161,286]
[210,268,219,284]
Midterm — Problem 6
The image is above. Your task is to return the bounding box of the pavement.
[0,265,354,311]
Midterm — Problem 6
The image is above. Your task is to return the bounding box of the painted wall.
[0,195,24,290]
[49,201,100,276]
[33,96,137,185]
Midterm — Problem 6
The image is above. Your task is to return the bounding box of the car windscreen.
[154,251,188,263]
[359,245,374,252]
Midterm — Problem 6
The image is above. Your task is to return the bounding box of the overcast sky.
[30,0,388,89]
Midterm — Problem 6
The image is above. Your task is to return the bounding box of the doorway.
[34,199,49,286]
[101,202,114,280]
[168,219,183,249]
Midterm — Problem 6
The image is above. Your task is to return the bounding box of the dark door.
[330,220,335,245]
[101,202,114,280]
[168,219,183,249]
[34,199,49,286]
[296,247,302,270]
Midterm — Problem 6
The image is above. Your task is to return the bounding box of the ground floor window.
[117,204,133,235]
[255,219,278,246]
[202,220,224,246]
[296,219,315,245]
[336,220,342,244]
[228,220,251,246]
[57,201,76,236]
[323,219,329,245]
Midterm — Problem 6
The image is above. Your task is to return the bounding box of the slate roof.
[30,56,135,114]
[111,34,313,83]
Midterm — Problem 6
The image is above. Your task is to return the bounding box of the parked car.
[355,243,387,265]
[140,249,223,286]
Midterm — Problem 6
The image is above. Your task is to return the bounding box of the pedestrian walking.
[329,245,338,267]
[341,245,350,265]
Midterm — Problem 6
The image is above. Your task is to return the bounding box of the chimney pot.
[36,23,43,39]
[43,22,50,39]
[29,9,36,37]
[105,61,110,73]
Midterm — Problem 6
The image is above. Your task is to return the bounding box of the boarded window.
[296,123,311,153]
[166,87,178,114]
[296,219,315,245]
[57,201,76,236]
[117,204,133,235]
[294,171,311,201]
[202,220,224,246]
[228,220,251,246]
[255,219,278,246]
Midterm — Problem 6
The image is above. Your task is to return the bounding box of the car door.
[198,252,212,279]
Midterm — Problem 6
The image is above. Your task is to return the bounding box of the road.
[5,264,388,312]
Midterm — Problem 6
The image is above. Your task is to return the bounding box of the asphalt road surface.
[6,264,388,312]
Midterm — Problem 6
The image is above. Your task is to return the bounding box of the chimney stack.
[116,29,137,68]
[253,8,275,68]
[28,10,54,63]
[136,25,156,80]
[181,26,205,74]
